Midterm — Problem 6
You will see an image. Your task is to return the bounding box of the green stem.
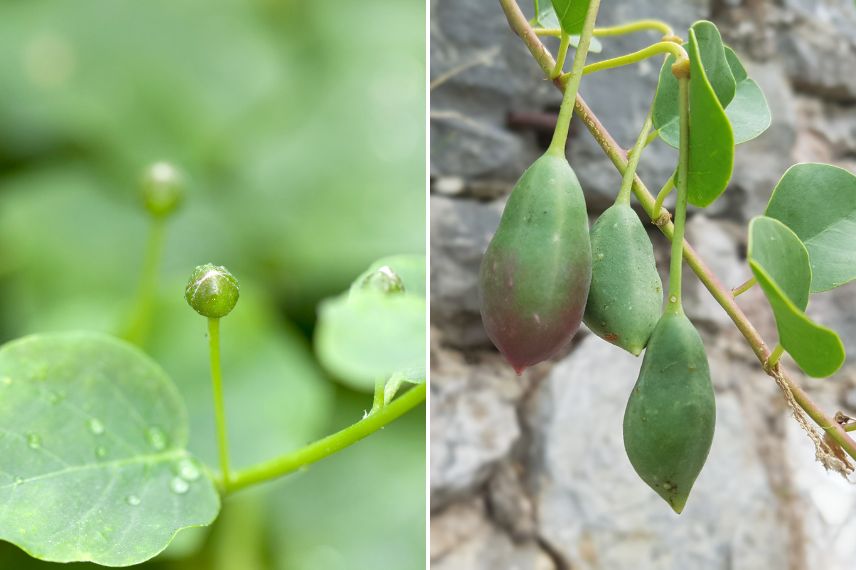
[845,423,856,433]
[579,42,688,77]
[122,218,166,345]
[551,32,571,79]
[652,176,675,219]
[535,20,673,39]
[593,19,673,37]
[732,277,757,297]
[667,76,690,315]
[499,0,856,465]
[547,0,602,156]
[208,317,232,488]
[371,377,385,413]
[766,344,785,369]
[616,109,654,205]
[227,383,426,493]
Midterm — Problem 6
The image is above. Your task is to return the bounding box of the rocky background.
[430,1,856,568]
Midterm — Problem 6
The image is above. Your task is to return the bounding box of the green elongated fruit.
[479,153,592,374]
[584,203,662,355]
[623,311,715,513]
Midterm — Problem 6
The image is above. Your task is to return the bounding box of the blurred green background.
[0,0,426,568]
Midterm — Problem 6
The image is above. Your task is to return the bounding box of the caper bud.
[141,161,184,218]
[184,264,239,318]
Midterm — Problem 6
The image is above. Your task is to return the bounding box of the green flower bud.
[185,264,239,318]
[141,161,184,218]
[359,266,405,295]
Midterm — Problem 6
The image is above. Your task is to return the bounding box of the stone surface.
[430,342,524,508]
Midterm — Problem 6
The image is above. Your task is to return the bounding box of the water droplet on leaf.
[87,418,105,435]
[177,459,200,481]
[146,427,167,451]
[95,446,108,459]
[126,495,141,506]
[27,434,41,449]
[170,477,190,495]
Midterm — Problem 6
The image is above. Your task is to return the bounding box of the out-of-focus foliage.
[0,0,425,567]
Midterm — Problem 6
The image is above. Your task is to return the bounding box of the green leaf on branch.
[765,163,856,293]
[653,23,734,207]
[0,332,220,566]
[723,47,771,144]
[748,216,845,378]
[550,0,590,35]
[691,21,736,107]
[530,3,602,52]
[316,256,426,392]
[653,26,769,147]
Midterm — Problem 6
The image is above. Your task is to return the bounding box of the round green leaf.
[723,47,771,144]
[549,0,591,35]
[349,254,426,298]
[652,24,734,207]
[315,291,426,391]
[530,4,602,53]
[691,21,736,107]
[0,332,220,566]
[765,163,856,292]
[748,217,845,378]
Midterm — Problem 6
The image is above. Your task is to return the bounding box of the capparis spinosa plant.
[0,164,426,566]
[480,0,856,513]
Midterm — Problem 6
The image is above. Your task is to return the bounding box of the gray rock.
[430,346,523,508]
[430,195,504,348]
[526,335,792,570]
[431,499,556,570]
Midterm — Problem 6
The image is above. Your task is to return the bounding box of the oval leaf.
[315,290,426,391]
[652,25,734,207]
[691,21,736,107]
[723,47,771,144]
[765,163,856,292]
[0,332,220,566]
[550,0,591,35]
[748,217,845,377]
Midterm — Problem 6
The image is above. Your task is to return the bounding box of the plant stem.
[653,176,675,219]
[536,20,673,39]
[122,218,166,345]
[846,423,856,433]
[732,277,757,297]
[208,317,232,489]
[371,377,386,413]
[617,109,653,205]
[667,76,690,315]
[594,19,673,37]
[766,344,785,369]
[551,32,571,79]
[227,383,426,493]
[578,42,688,77]
[498,0,856,462]
[546,0,601,156]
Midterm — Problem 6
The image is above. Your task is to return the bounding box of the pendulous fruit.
[584,203,662,355]
[479,152,592,374]
[622,310,715,513]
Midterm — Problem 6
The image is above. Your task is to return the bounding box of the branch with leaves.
[485,0,856,512]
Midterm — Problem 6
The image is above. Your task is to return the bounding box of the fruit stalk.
[667,74,690,314]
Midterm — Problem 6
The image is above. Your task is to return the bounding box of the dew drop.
[146,427,167,451]
[170,476,190,495]
[669,296,677,303]
[27,433,41,449]
[95,446,108,459]
[126,495,141,506]
[46,391,62,404]
[177,459,200,481]
[596,253,605,260]
[87,418,105,435]
[14,476,24,486]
